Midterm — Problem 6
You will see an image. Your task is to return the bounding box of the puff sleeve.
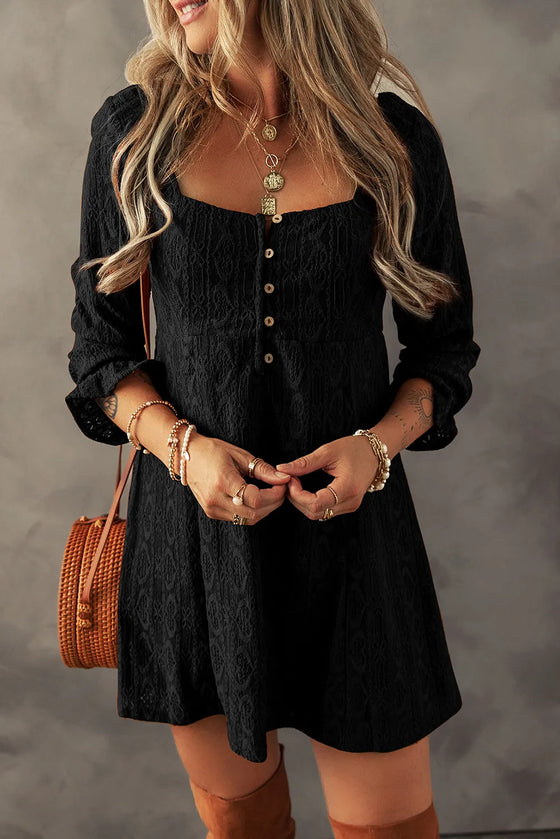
[386,101,481,451]
[64,96,163,445]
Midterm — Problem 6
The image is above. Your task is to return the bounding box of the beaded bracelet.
[167,419,192,481]
[179,422,197,486]
[353,428,391,491]
[127,399,178,454]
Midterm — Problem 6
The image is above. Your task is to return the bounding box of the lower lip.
[178,1,208,24]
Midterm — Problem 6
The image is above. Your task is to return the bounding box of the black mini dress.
[65,84,481,763]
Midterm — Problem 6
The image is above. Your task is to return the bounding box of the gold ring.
[319,506,334,521]
[232,482,247,506]
[232,513,249,525]
[326,486,339,505]
[248,457,264,479]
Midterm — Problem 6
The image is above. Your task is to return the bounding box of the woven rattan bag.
[58,267,151,668]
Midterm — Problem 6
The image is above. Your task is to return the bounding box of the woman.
[64,0,480,836]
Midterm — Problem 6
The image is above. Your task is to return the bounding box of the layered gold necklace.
[226,90,298,216]
[227,89,290,141]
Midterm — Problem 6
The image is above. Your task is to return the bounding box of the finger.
[287,477,359,520]
[275,446,328,476]
[227,447,291,485]
[242,482,288,513]
[219,484,287,525]
[224,465,287,516]
[285,475,317,504]
[286,480,329,520]
[283,478,306,517]
[254,484,290,504]
[283,476,313,518]
[312,482,358,518]
[313,478,348,510]
[248,456,291,485]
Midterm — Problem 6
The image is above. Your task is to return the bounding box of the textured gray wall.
[1,1,558,836]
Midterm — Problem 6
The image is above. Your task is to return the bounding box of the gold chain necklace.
[227,89,290,142]
[233,120,279,213]
[230,101,299,215]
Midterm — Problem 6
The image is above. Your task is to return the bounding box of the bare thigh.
[169,714,281,799]
[310,734,433,825]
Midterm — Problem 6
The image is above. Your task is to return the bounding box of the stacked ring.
[248,456,264,479]
[232,483,247,506]
[326,486,339,505]
[318,484,339,521]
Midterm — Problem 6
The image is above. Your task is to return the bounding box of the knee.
[170,716,281,799]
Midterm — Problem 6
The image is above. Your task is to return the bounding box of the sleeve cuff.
[64,357,165,446]
[387,365,461,452]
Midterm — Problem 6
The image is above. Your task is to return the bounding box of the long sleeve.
[384,96,481,451]
[64,95,163,445]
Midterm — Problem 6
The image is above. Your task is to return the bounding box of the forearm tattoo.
[407,383,434,431]
[389,382,434,449]
[95,391,118,418]
[94,368,152,419]
[390,409,412,451]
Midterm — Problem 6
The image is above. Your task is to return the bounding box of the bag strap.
[80,266,151,609]
[114,265,152,512]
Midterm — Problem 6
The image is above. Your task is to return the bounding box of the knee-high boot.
[189,742,297,839]
[328,800,439,839]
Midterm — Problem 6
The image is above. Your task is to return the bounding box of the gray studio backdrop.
[1,1,558,837]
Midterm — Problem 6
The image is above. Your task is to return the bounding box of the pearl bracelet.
[179,422,197,486]
[353,428,391,491]
[167,418,191,481]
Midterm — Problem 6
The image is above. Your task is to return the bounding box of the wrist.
[172,423,206,482]
[366,422,401,461]
[132,404,178,463]
[352,428,391,492]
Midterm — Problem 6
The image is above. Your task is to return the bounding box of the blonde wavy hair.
[84,0,462,317]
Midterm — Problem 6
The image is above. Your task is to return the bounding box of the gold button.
[265,248,274,258]
[264,353,274,364]
[264,315,274,327]
[272,214,282,223]
[264,283,275,294]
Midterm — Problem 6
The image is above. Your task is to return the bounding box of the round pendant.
[263,171,285,191]
[262,123,277,141]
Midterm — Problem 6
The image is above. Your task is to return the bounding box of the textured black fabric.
[65,84,480,762]
[65,99,166,445]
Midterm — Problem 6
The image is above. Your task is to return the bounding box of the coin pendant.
[262,123,277,141]
[263,171,285,191]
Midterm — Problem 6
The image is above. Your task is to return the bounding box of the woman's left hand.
[274,435,380,520]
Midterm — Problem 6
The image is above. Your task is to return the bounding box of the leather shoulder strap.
[81,265,152,607]
[81,444,138,606]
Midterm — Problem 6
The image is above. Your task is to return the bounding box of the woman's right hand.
[177,428,291,525]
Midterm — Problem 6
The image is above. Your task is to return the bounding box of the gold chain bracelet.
[127,399,178,453]
[167,419,192,481]
[353,429,391,491]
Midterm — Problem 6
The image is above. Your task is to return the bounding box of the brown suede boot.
[189,742,297,839]
[328,800,439,839]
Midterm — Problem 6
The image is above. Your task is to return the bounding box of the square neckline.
[165,91,396,219]
[169,171,362,219]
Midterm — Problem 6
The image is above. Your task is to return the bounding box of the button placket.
[262,214,282,366]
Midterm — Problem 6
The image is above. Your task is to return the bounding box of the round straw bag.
[58,267,151,668]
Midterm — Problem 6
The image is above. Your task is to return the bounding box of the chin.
[177,0,218,54]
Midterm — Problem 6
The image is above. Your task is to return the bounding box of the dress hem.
[115,694,463,762]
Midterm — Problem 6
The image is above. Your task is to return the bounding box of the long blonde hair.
[83,0,462,318]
